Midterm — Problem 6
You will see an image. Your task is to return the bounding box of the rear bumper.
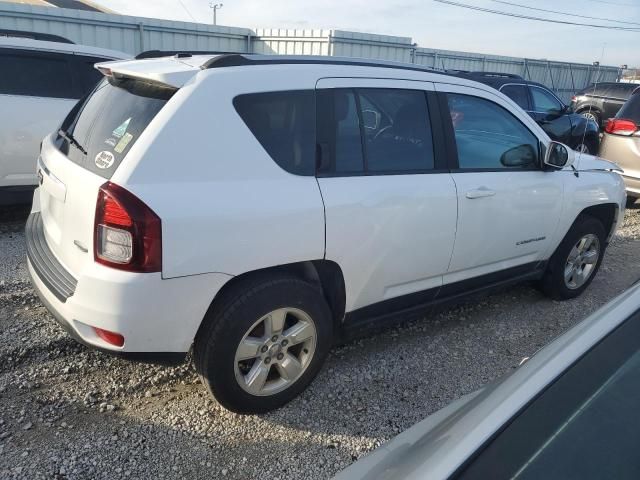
[25,211,233,362]
[622,174,640,198]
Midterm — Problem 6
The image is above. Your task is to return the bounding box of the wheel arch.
[195,260,347,342]
[578,203,619,243]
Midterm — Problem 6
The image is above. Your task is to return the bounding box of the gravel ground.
[1,205,640,480]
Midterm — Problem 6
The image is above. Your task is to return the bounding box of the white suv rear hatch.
[36,64,183,277]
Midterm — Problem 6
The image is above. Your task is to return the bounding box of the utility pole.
[209,3,223,25]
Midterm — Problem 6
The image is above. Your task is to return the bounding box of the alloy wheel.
[563,234,600,290]
[234,308,317,396]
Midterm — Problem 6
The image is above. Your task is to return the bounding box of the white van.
[27,54,625,414]
[0,34,127,204]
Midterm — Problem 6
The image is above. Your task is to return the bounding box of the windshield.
[55,76,175,179]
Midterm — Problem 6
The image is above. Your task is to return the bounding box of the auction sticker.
[95,150,115,169]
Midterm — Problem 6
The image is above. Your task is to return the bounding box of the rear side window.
[317,88,435,175]
[56,77,173,179]
[233,90,316,176]
[500,84,530,110]
[0,51,74,99]
[617,93,640,124]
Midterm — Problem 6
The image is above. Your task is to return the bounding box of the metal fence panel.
[0,2,251,55]
[0,4,623,101]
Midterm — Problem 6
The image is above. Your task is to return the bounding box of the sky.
[92,0,639,66]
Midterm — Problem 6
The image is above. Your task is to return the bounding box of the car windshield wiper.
[58,129,87,156]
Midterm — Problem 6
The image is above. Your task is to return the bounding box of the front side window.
[317,88,435,175]
[234,90,316,176]
[0,51,74,99]
[446,93,539,170]
[500,84,530,111]
[531,86,563,114]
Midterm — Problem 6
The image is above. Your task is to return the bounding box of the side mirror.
[361,109,381,130]
[544,141,575,169]
[500,144,537,168]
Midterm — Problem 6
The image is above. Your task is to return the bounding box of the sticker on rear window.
[114,132,134,154]
[104,137,117,147]
[95,150,115,169]
[112,118,131,138]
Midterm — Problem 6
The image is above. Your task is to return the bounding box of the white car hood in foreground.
[333,281,640,480]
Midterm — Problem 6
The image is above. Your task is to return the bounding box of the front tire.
[194,274,333,414]
[626,196,637,208]
[540,216,606,300]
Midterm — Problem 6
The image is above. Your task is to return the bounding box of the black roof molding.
[0,29,74,44]
[454,71,524,80]
[201,54,451,76]
[136,50,241,59]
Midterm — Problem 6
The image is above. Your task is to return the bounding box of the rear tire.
[626,196,637,208]
[194,274,333,414]
[540,216,606,300]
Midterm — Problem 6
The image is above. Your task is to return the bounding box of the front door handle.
[466,187,496,199]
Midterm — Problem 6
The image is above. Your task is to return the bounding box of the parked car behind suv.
[455,72,601,154]
[600,87,640,206]
[0,32,128,205]
[570,81,638,128]
[27,54,625,414]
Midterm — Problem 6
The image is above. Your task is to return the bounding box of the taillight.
[94,182,161,272]
[570,96,576,103]
[605,118,638,136]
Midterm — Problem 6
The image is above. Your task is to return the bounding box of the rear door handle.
[466,187,496,199]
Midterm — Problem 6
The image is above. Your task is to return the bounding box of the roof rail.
[455,71,524,80]
[0,29,74,44]
[201,54,450,75]
[136,50,243,60]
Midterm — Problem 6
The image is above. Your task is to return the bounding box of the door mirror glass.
[544,141,575,169]
[361,109,381,130]
[500,144,537,167]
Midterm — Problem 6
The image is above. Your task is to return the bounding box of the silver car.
[334,280,640,480]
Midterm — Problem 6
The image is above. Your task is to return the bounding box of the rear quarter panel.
[111,68,326,279]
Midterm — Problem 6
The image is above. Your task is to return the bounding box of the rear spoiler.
[94,57,202,89]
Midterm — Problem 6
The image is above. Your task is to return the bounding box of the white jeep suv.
[26,54,626,414]
[0,33,127,204]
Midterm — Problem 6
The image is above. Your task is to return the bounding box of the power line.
[433,0,640,31]
[178,0,197,21]
[586,0,640,7]
[489,0,640,26]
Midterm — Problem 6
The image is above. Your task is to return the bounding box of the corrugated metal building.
[0,2,623,101]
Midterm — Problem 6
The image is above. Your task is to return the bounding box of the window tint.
[359,89,434,172]
[317,88,434,175]
[531,86,563,113]
[446,93,539,170]
[500,84,530,110]
[0,51,74,98]
[56,77,173,179]
[617,93,640,124]
[234,90,316,175]
[456,309,640,480]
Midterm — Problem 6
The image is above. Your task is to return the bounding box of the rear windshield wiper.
[58,129,87,156]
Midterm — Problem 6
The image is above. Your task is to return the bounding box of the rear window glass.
[233,90,316,176]
[0,52,74,99]
[56,77,173,179]
[616,93,640,124]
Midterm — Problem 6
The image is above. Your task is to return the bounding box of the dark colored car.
[454,72,600,154]
[570,82,639,128]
